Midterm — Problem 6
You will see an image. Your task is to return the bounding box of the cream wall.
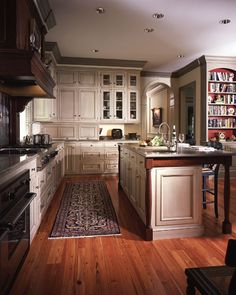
[171,67,201,144]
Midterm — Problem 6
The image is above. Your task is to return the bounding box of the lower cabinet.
[64,141,119,174]
[29,143,65,242]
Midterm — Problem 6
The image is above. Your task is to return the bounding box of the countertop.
[120,143,235,158]
[0,154,38,176]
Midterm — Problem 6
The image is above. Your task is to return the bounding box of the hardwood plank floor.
[10,175,236,295]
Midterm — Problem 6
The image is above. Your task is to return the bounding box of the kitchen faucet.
[158,122,171,146]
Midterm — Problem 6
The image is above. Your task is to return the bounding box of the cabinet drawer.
[104,162,118,173]
[80,148,104,159]
[80,162,104,174]
[105,149,118,159]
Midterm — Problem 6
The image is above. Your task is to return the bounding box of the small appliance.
[111,129,123,139]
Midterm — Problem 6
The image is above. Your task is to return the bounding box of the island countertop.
[119,143,235,159]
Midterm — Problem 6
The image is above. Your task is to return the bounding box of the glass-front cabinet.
[127,90,139,122]
[101,89,125,122]
[100,72,126,88]
[128,73,139,89]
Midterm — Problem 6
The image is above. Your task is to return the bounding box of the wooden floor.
[10,175,236,295]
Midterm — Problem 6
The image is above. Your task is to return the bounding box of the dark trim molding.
[171,55,206,78]
[141,71,171,77]
[45,41,147,69]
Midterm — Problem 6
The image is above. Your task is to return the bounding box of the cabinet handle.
[74,114,77,117]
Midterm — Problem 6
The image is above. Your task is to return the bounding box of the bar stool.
[202,141,222,218]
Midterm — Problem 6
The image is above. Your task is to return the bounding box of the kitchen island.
[118,143,233,240]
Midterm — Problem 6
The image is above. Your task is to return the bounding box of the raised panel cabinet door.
[64,143,78,174]
[58,88,77,121]
[78,71,97,87]
[33,98,53,121]
[57,70,77,85]
[78,89,98,121]
[78,125,99,140]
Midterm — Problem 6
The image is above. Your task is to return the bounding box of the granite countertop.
[121,143,235,158]
[0,154,38,176]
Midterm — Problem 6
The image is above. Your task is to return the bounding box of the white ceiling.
[46,0,236,72]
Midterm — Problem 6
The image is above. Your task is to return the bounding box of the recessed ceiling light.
[152,13,164,19]
[96,7,105,14]
[177,54,185,58]
[144,28,154,33]
[219,19,231,24]
[92,49,99,53]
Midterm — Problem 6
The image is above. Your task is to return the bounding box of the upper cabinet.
[207,68,236,141]
[100,72,126,88]
[57,70,98,87]
[33,67,141,124]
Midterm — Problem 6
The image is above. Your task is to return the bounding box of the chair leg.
[214,174,218,218]
[202,176,207,209]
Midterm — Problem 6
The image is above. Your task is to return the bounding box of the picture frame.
[152,107,162,127]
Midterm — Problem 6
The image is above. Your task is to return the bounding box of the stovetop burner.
[0,147,42,155]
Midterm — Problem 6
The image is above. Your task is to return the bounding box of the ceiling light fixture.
[177,54,185,58]
[96,7,105,14]
[144,28,154,33]
[219,19,231,24]
[92,49,99,53]
[152,13,164,19]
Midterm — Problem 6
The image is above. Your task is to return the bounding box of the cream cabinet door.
[78,71,97,87]
[57,70,77,86]
[78,124,99,140]
[33,99,55,122]
[58,88,77,121]
[64,142,79,174]
[78,89,99,121]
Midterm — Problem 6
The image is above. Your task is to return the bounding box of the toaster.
[111,128,123,139]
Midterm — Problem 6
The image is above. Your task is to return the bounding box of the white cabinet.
[78,124,99,140]
[127,90,139,122]
[58,87,77,121]
[78,71,97,87]
[33,98,57,122]
[78,88,99,121]
[64,142,79,174]
[100,89,126,122]
[128,73,139,89]
[57,69,97,87]
[58,87,99,122]
[100,71,126,88]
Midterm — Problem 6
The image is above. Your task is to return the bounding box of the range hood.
[0,49,55,98]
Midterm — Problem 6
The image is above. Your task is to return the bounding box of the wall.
[0,92,10,146]
[171,67,201,144]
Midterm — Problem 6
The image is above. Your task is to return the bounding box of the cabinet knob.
[73,114,76,117]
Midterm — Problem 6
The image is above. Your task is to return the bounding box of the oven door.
[0,192,36,294]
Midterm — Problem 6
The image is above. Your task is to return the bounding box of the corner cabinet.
[207,68,236,141]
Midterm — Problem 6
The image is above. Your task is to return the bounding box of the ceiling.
[46,0,236,73]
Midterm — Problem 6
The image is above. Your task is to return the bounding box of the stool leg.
[202,176,207,209]
[186,277,196,295]
[214,173,218,218]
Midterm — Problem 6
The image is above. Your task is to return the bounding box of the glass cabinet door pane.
[130,92,137,119]
[115,91,123,119]
[129,75,137,87]
[102,91,111,119]
[102,74,112,86]
[115,74,124,87]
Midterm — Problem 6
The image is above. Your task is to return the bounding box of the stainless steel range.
[0,170,36,294]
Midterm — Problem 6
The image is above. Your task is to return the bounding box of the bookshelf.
[207,68,236,141]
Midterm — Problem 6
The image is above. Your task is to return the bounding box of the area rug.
[49,181,120,238]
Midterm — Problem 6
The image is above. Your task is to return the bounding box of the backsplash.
[0,92,10,146]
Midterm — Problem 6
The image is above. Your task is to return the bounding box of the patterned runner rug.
[49,180,120,238]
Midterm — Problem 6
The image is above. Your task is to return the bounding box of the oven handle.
[0,192,36,231]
